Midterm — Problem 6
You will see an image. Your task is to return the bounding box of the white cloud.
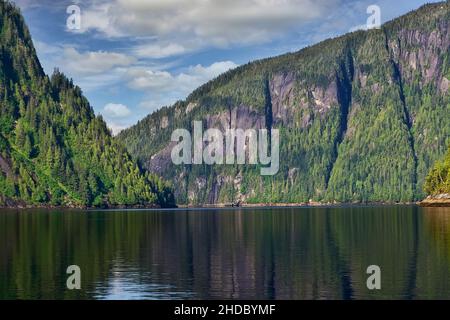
[97,58,232,132]
[133,43,188,59]
[33,41,234,96]
[34,44,136,91]
[106,121,129,136]
[78,0,336,47]
[62,47,136,76]
[34,40,61,55]
[188,61,240,81]
[101,103,133,135]
[103,103,132,118]
[77,2,125,37]
[127,69,175,91]
[130,61,238,112]
[138,96,175,111]
[127,61,238,92]
[72,69,130,92]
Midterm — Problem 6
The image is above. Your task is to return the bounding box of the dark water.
[0,206,449,300]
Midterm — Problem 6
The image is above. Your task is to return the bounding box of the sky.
[12,0,443,134]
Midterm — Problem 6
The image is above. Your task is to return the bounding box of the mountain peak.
[0,1,175,208]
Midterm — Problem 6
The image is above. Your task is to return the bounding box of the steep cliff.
[119,2,450,205]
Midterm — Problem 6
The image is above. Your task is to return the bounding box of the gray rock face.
[118,2,450,205]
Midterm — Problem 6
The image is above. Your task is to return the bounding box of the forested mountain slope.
[425,145,450,196]
[119,2,450,205]
[0,1,174,208]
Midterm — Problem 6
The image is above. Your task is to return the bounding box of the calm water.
[0,206,449,300]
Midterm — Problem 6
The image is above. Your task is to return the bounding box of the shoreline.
[2,199,449,210]
[0,202,171,210]
[175,201,420,209]
[417,194,450,207]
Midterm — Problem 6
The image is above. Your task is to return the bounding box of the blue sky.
[13,0,442,134]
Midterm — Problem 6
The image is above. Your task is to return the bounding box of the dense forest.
[119,2,450,205]
[425,145,450,196]
[0,1,175,208]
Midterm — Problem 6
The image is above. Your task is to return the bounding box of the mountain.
[118,2,450,205]
[0,1,175,208]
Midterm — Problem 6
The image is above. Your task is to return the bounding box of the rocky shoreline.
[418,194,450,207]
[178,201,417,209]
[2,199,449,210]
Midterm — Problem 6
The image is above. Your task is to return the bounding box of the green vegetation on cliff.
[425,145,450,195]
[0,1,174,207]
[119,2,450,205]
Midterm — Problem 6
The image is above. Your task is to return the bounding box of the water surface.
[0,206,449,299]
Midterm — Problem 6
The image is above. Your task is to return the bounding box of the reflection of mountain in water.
[0,207,449,299]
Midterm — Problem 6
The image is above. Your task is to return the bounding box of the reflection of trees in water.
[423,208,450,255]
[325,207,419,299]
[327,206,450,299]
[0,207,449,299]
[0,210,148,299]
[404,207,419,299]
[325,210,354,299]
[418,208,450,298]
